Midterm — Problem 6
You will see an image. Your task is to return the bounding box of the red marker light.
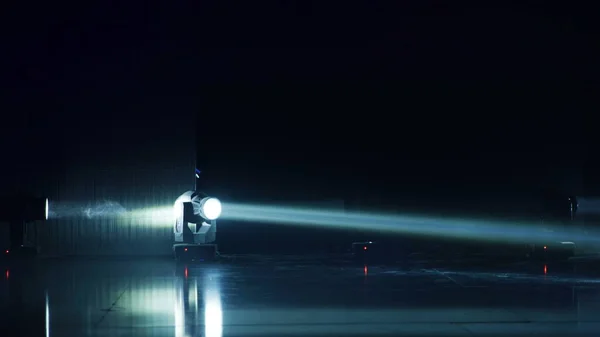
[363,246,367,250]
[184,248,188,252]
[184,267,188,279]
[364,265,368,276]
[5,270,8,279]
[544,265,547,274]
[543,246,547,250]
[4,250,8,254]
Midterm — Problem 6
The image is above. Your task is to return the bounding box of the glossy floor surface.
[2,254,600,337]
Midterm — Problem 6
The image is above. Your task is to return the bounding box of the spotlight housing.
[173,190,221,261]
[172,168,221,261]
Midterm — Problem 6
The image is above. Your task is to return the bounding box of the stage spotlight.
[172,170,222,261]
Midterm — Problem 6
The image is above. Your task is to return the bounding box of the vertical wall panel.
[36,167,193,256]
[24,108,196,257]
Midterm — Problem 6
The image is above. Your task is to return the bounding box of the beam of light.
[122,206,174,222]
[47,201,128,219]
[46,201,174,226]
[44,196,597,248]
[220,202,599,246]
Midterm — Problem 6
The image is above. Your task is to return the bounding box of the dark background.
[195,2,591,202]
[2,1,594,253]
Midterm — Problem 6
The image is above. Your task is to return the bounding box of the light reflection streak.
[174,269,223,337]
[174,281,184,337]
[204,272,223,337]
[45,291,50,337]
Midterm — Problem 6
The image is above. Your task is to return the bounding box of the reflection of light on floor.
[190,279,198,312]
[432,269,600,285]
[204,274,223,337]
[130,284,176,315]
[45,291,50,337]
[173,271,222,337]
[174,282,184,337]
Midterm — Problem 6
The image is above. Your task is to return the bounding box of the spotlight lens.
[202,198,222,220]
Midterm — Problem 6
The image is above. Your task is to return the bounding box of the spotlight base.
[173,243,218,262]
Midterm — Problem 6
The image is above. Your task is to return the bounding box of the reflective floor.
[2,254,600,336]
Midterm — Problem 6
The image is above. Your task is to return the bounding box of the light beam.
[220,202,593,246]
